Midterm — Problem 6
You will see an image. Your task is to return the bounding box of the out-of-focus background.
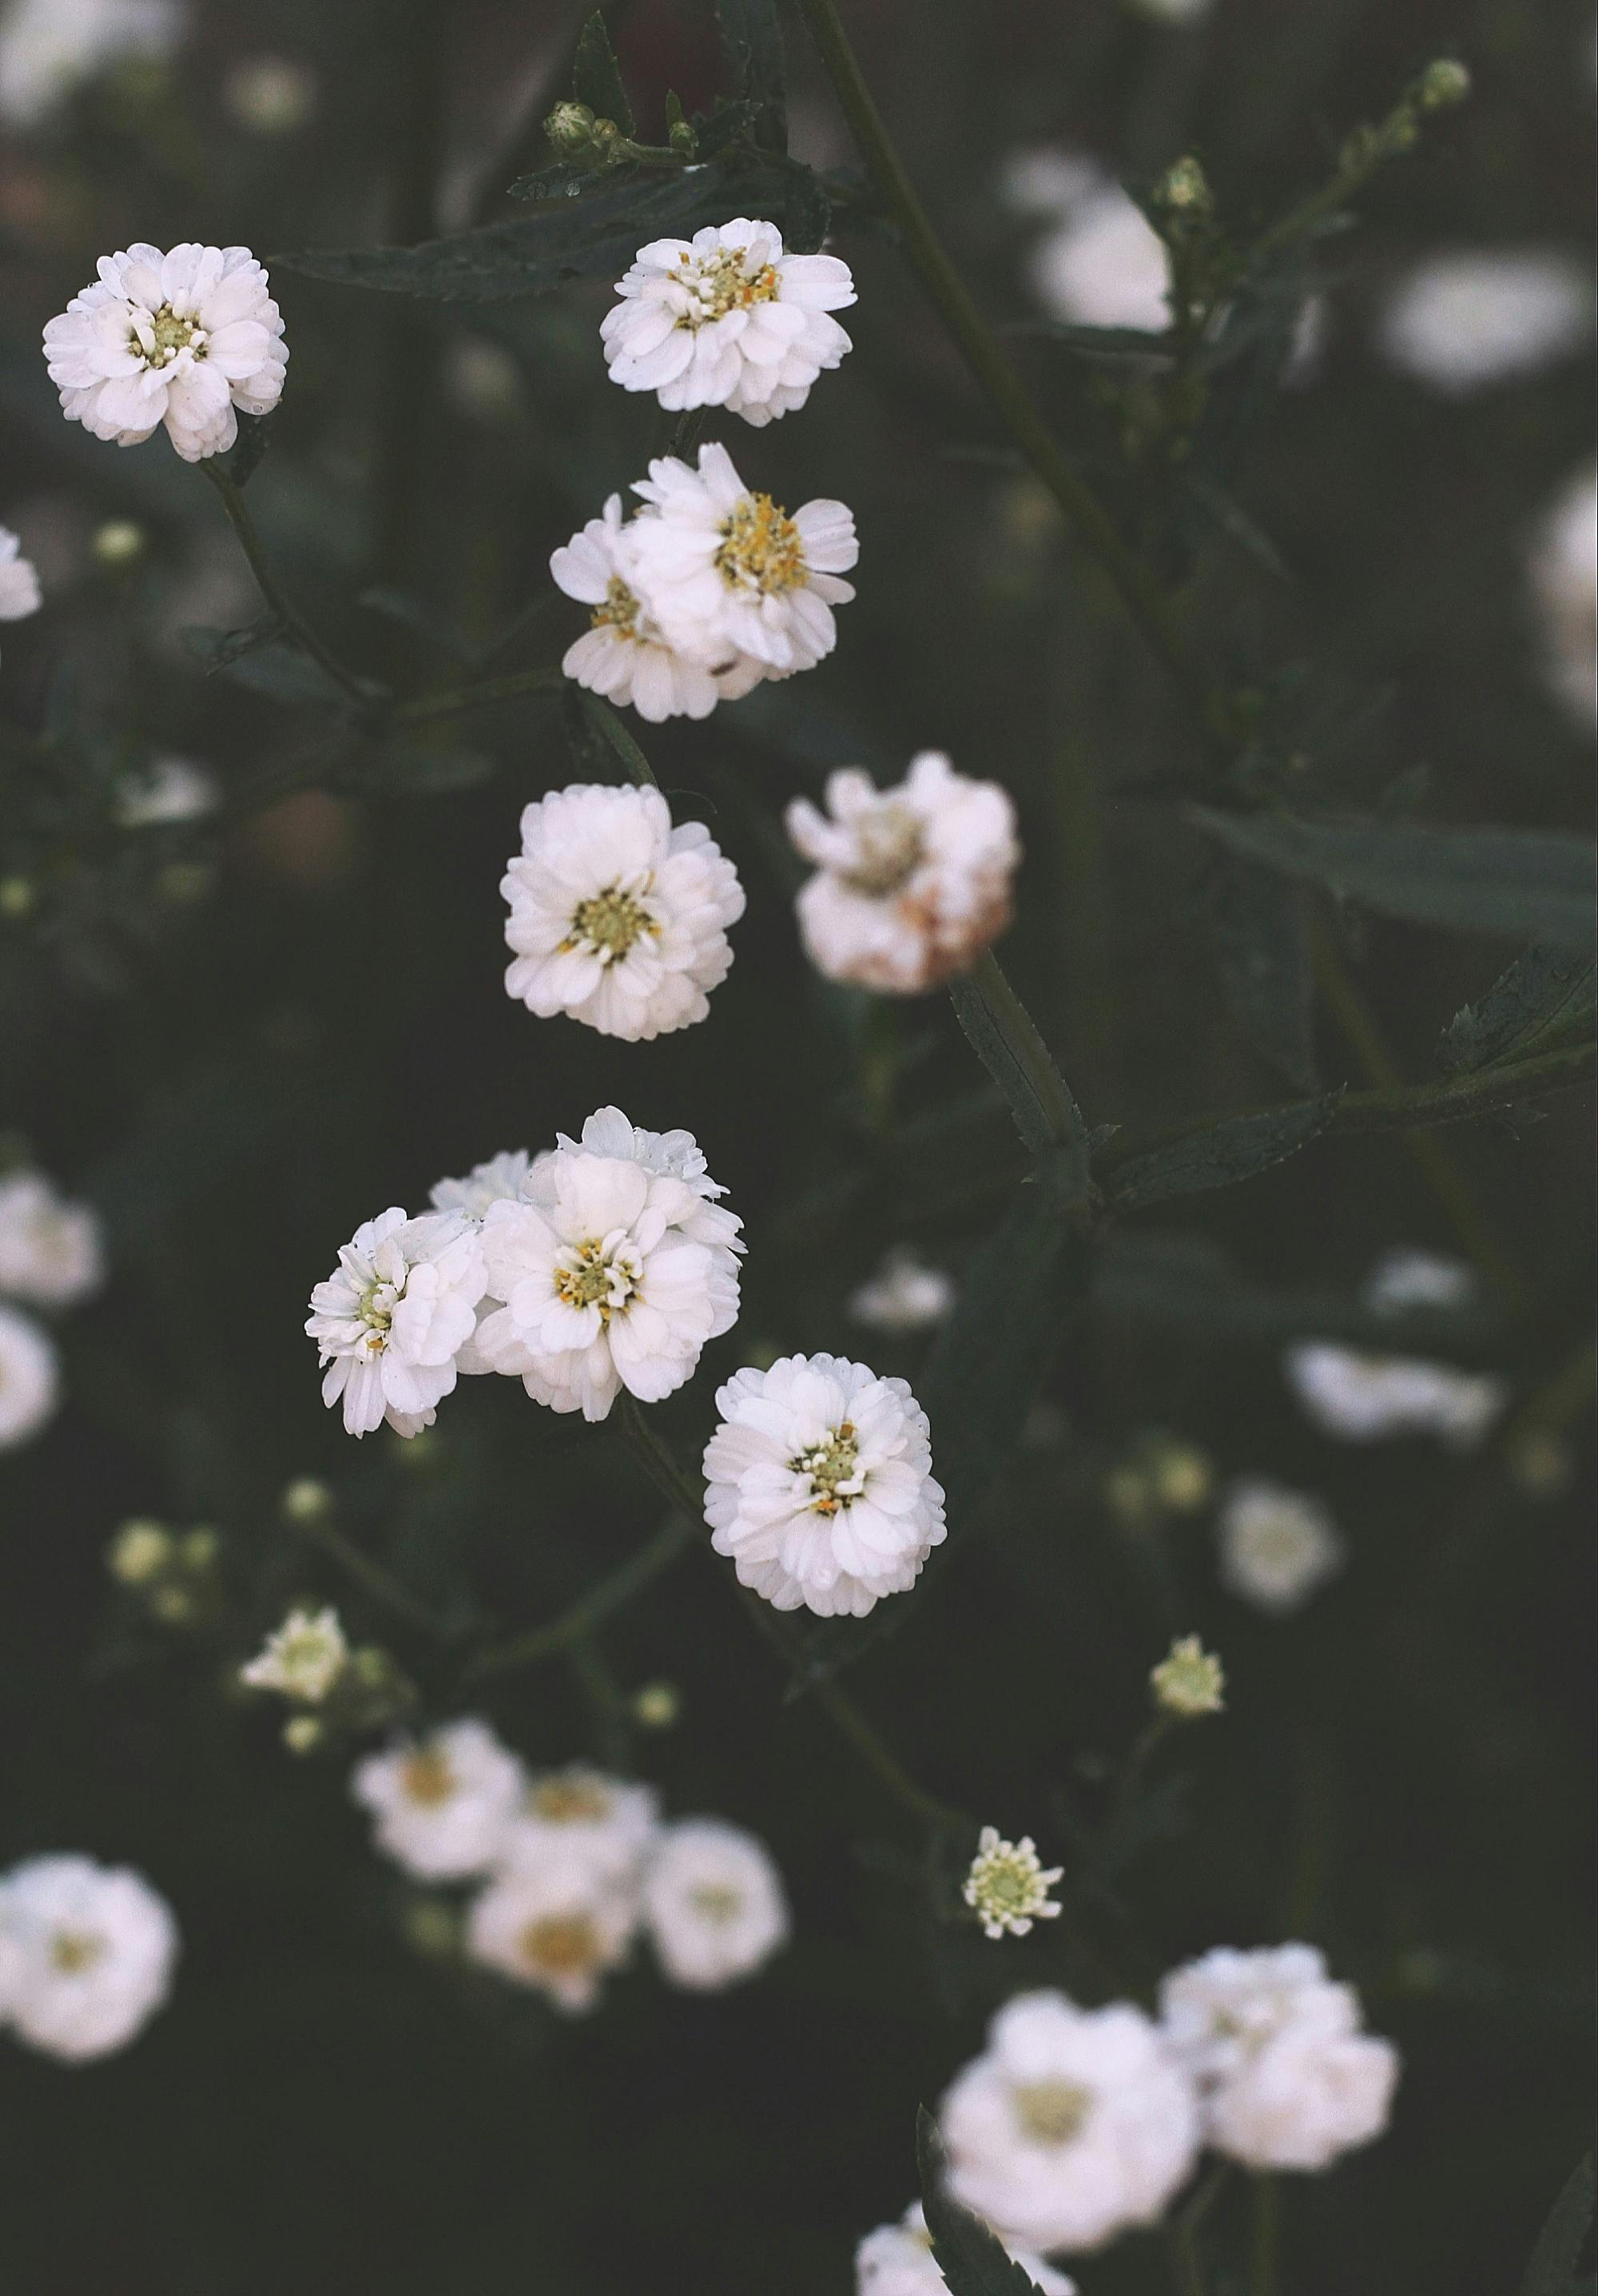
[0,1,1593,2290]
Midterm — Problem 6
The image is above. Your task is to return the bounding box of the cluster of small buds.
[105,1519,223,1627]
[239,1605,415,1751]
[1150,1635,1226,1719]
[240,1607,348,1704]
[963,1827,1065,1940]
[1105,1431,1215,1527]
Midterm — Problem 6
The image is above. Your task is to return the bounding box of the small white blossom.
[1362,1247,1477,1316]
[1285,1342,1505,1450]
[702,1351,945,1618]
[0,526,42,654]
[0,1168,103,1307]
[107,1519,172,1584]
[1217,1479,1343,1614]
[939,1990,1200,2255]
[855,2203,1075,2296]
[305,1207,488,1439]
[0,1304,58,1449]
[221,53,317,135]
[849,1247,956,1333]
[1528,464,1598,728]
[113,754,217,828]
[0,0,181,126]
[642,1817,789,1990]
[1150,1635,1226,1718]
[1160,1944,1400,2171]
[788,753,1020,995]
[627,441,857,678]
[428,1150,533,1221]
[0,1854,177,2061]
[467,1856,637,2014]
[475,1114,741,1422]
[1006,153,1171,333]
[44,242,288,462]
[352,1718,524,1880]
[495,1766,660,1888]
[501,782,745,1041]
[964,1828,1064,1940]
[240,1606,348,1704]
[602,216,855,427]
[1377,250,1594,392]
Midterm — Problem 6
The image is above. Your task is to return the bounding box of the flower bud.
[280,1476,332,1523]
[283,1714,324,1755]
[1159,155,1211,213]
[544,99,600,156]
[0,877,35,920]
[1148,1440,1214,1514]
[1418,58,1471,110]
[633,1681,680,1730]
[92,518,147,570]
[108,1519,172,1585]
[1150,1635,1226,1719]
[179,1527,219,1571]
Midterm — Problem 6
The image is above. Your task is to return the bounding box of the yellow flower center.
[400,1749,456,1807]
[590,575,640,638]
[671,245,781,326]
[529,1777,612,1824]
[518,1913,601,1979]
[1013,2079,1092,2147]
[716,493,806,595]
[793,1420,860,1515]
[840,803,924,896]
[565,883,655,960]
[553,1237,639,1321]
[137,302,205,370]
[49,1929,105,1975]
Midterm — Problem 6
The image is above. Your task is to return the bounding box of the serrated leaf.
[1104,1090,1342,1210]
[947,969,1091,1186]
[1440,946,1598,1075]
[692,96,761,159]
[508,157,633,203]
[1519,2158,1596,2296]
[715,0,786,153]
[916,2109,1054,2296]
[1206,856,1320,1093]
[572,10,634,137]
[182,624,348,703]
[1191,808,1598,951]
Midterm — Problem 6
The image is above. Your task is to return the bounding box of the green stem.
[202,465,372,705]
[1249,2174,1281,2296]
[392,665,566,725]
[580,692,661,789]
[1167,2160,1230,2296]
[288,1515,443,1637]
[465,1514,695,1682]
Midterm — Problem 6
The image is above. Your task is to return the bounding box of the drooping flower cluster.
[0,1164,104,1450]
[963,1827,1065,1940]
[1285,1341,1505,1449]
[855,2203,1075,2296]
[1377,248,1594,393]
[0,1853,178,2062]
[0,523,42,659]
[1217,1478,1344,1612]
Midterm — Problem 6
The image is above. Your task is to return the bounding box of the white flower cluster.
[1217,1478,1345,1613]
[0,1165,104,1450]
[352,1718,788,2013]
[0,1853,178,2063]
[0,0,183,128]
[1528,464,1598,729]
[855,2203,1075,2296]
[0,522,42,661]
[1377,249,1594,393]
[1285,1341,1505,1450]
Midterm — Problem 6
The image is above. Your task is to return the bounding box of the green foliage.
[1440,947,1598,1075]
[915,2109,1053,2295]
[1103,1091,1342,1210]
[714,0,788,154]
[571,10,635,139]
[1204,856,1321,1093]
[1519,2159,1597,2296]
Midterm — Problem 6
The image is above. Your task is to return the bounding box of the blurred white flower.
[1217,1479,1343,1613]
[1285,1343,1505,1449]
[855,2202,1075,2295]
[467,1856,637,2013]
[1528,464,1598,728]
[939,1990,1200,2254]
[1124,0,1212,19]
[113,755,217,828]
[428,1150,533,1221]
[788,753,1020,994]
[240,1606,348,1704]
[495,1766,660,1888]
[1361,1247,1477,1317]
[1160,1944,1400,2171]
[1004,151,1171,332]
[0,1854,177,2062]
[703,1351,945,1617]
[475,1115,741,1422]
[0,526,42,654]
[501,782,744,1041]
[0,1305,58,1449]
[964,1827,1064,1940]
[44,243,288,462]
[629,442,858,677]
[0,1169,103,1307]
[0,0,181,127]
[642,1817,789,1989]
[602,217,855,427]
[352,1718,524,1879]
[1377,250,1594,392]
[849,1247,956,1333]
[551,494,765,721]
[1149,1635,1226,1718]
[221,54,317,135]
[305,1208,488,1440]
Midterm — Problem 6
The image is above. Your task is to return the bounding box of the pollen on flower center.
[356,1278,397,1349]
[1013,2078,1093,2147]
[793,1420,861,1514]
[671,246,781,327]
[137,303,205,369]
[400,1750,456,1807]
[566,883,656,960]
[554,1237,640,1319]
[529,1778,612,1823]
[689,1883,744,1925]
[590,574,640,638]
[49,1929,105,1975]
[518,1913,600,1977]
[840,803,925,896]
[715,493,806,595]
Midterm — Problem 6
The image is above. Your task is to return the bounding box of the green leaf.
[1205,856,1321,1094]
[947,969,1091,1186]
[715,0,787,153]
[1104,1090,1342,1210]
[571,10,634,137]
[1439,946,1598,1075]
[577,690,658,789]
[916,2108,1053,2296]
[508,157,634,203]
[1519,2158,1596,2296]
[1191,808,1598,951]
[181,623,348,704]
[368,740,496,796]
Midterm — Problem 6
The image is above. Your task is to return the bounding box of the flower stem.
[465,1513,696,1682]
[201,463,372,706]
[391,665,566,725]
[1166,2160,1230,2296]
[288,1514,443,1637]
[1249,2174,1281,2296]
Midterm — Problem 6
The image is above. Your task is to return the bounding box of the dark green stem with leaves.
[201,464,372,706]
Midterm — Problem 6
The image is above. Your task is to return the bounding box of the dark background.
[1,0,1593,2289]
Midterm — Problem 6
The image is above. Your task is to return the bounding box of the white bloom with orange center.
[467,1856,637,2014]
[0,1854,178,2062]
[352,1718,524,1879]
[642,1817,789,1990]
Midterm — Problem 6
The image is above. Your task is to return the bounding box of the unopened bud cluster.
[105,1518,223,1626]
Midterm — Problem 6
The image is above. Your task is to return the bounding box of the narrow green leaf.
[182,623,348,704]
[916,2108,1054,2296]
[1205,856,1321,1093]
[947,967,1091,1186]
[507,157,632,203]
[1191,808,1598,950]
[578,691,659,789]
[714,0,787,153]
[1439,946,1598,1075]
[1519,2157,1596,2296]
[1104,1090,1342,1210]
[571,10,634,137]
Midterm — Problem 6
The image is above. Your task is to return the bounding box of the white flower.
[305,1207,488,1439]
[1377,250,1594,392]
[1160,1944,1400,2171]
[627,442,857,677]
[0,1305,58,1449]
[702,1352,945,1618]
[1528,464,1598,727]
[1217,1479,1343,1613]
[551,493,765,722]
[0,0,181,127]
[495,1766,660,1887]
[0,1854,177,2062]
[467,1856,637,2013]
[352,1718,524,1879]
[0,526,42,655]
[1012,156,1171,333]
[428,1150,533,1221]
[1285,1342,1505,1450]
[501,782,745,1041]
[788,753,1020,995]
[855,2203,1075,2296]
[221,53,317,135]
[1361,1248,1477,1317]
[964,1828,1064,1940]
[1149,1635,1226,1718]
[0,1168,103,1306]
[602,216,855,427]
[642,1817,789,1989]
[44,242,288,462]
[240,1606,348,1703]
[1124,0,1211,19]
[849,1247,956,1333]
[113,754,217,828]
[475,1116,741,1422]
[939,1990,1200,2254]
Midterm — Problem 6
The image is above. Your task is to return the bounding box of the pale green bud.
[544,99,599,156]
[1159,155,1211,213]
[1149,1440,1214,1514]
[92,518,147,569]
[280,1476,333,1523]
[633,1681,680,1730]
[1151,1635,1226,1719]
[0,877,35,920]
[108,1519,172,1585]
[283,1714,324,1754]
[1418,58,1471,110]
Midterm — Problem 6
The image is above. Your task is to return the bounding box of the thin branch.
[465,1514,696,1682]
[392,665,566,725]
[201,464,372,706]
[288,1515,443,1637]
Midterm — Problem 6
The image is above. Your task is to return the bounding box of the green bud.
[1418,58,1471,111]
[0,877,35,920]
[544,99,598,156]
[633,1681,681,1730]
[1150,1635,1226,1719]
[283,1714,324,1755]
[108,1519,173,1585]
[93,518,147,570]
[1159,155,1211,213]
[179,1527,219,1571]
[280,1476,333,1523]
[1149,1440,1214,1515]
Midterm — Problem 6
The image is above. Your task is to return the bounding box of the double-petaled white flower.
[240,1606,348,1704]
[0,1854,177,2061]
[702,1352,945,1618]
[44,242,287,461]
[352,1718,524,1879]
[501,782,745,1041]
[429,1150,533,1221]
[855,2203,1075,2296]
[467,1855,638,2015]
[642,1817,789,1990]
[1377,249,1594,392]
[475,1112,741,1422]
[0,0,181,128]
[0,525,42,657]
[0,1305,58,1449]
[1160,1944,1400,2172]
[787,753,1020,994]
[1216,1478,1343,1613]
[0,1168,103,1307]
[1528,464,1598,728]
[1284,1342,1505,1450]
[305,1207,488,1439]
[602,217,855,427]
[939,1990,1200,2254]
[495,1766,660,1889]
